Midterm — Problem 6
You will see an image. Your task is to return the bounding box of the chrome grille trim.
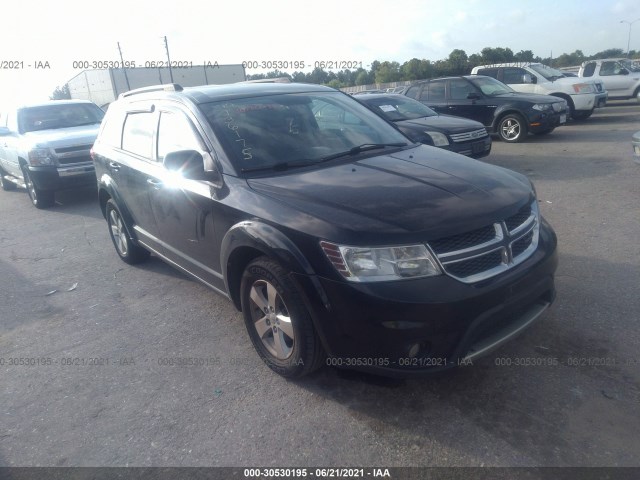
[427,201,539,284]
[449,128,488,143]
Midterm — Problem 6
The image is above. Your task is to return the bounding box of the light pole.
[620,18,640,58]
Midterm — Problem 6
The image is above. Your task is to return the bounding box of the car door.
[419,80,448,114]
[599,61,633,96]
[445,78,495,127]
[148,106,224,291]
[502,67,537,95]
[113,105,163,251]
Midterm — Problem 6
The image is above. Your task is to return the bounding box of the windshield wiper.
[316,142,408,163]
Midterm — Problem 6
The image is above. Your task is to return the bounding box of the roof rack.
[119,83,184,99]
[241,77,291,84]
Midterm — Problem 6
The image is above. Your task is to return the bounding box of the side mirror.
[0,126,12,136]
[522,74,533,84]
[620,68,629,75]
[163,150,206,180]
[467,92,481,100]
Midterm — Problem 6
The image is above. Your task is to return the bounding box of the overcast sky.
[1,0,638,106]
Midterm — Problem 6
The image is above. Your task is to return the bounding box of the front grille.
[445,249,504,278]
[449,128,488,143]
[58,154,92,165]
[427,201,539,283]
[55,144,92,154]
[505,204,532,232]
[511,230,534,258]
[429,224,497,254]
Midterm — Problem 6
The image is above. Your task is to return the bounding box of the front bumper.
[294,219,558,377]
[527,110,567,133]
[445,136,492,159]
[571,93,596,112]
[594,92,608,108]
[27,163,96,191]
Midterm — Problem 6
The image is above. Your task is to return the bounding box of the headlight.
[28,148,55,166]
[572,83,594,94]
[532,103,552,112]
[424,131,449,146]
[320,241,442,282]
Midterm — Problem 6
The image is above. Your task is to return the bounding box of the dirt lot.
[1,102,639,469]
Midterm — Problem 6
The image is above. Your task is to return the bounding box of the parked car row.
[0,82,559,380]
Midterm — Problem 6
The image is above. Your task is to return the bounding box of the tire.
[498,114,528,143]
[572,109,593,121]
[0,171,17,191]
[240,256,325,378]
[22,166,54,208]
[105,199,150,264]
[534,127,555,135]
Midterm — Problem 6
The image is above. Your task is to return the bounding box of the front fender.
[221,220,331,312]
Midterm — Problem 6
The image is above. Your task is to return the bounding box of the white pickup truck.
[575,59,640,102]
[471,63,608,120]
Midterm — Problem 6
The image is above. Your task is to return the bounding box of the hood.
[397,115,484,134]
[247,145,533,243]
[21,124,101,149]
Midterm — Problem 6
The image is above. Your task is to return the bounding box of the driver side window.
[157,111,204,161]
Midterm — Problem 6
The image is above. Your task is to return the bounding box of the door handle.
[108,162,121,171]
[146,178,162,189]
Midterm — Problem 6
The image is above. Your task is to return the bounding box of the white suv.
[471,63,608,120]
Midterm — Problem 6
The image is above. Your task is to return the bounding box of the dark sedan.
[358,94,491,158]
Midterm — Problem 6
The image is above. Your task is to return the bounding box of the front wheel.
[498,114,528,143]
[22,166,54,208]
[240,257,325,378]
[105,199,150,264]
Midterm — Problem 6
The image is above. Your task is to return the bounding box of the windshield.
[18,103,105,133]
[360,96,438,121]
[201,92,410,174]
[528,64,566,81]
[468,76,515,96]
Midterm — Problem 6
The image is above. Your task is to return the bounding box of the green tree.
[481,47,514,64]
[447,49,468,75]
[374,61,401,83]
[355,70,370,86]
[50,84,71,100]
[514,50,535,62]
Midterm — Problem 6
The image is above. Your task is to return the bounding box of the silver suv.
[0,100,104,208]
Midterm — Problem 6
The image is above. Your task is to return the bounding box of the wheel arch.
[549,93,574,112]
[221,221,323,311]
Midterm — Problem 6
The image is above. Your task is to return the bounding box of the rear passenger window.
[122,112,155,158]
[503,68,526,84]
[582,63,596,77]
[99,114,125,148]
[427,82,446,101]
[477,68,498,79]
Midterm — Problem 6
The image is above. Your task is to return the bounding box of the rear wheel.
[22,166,54,208]
[240,257,325,378]
[0,171,17,191]
[105,199,150,264]
[498,114,528,143]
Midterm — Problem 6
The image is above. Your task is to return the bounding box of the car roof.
[473,63,541,69]
[15,99,97,110]
[116,82,336,105]
[410,75,482,84]
[356,94,407,101]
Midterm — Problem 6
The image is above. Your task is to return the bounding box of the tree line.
[246,47,640,89]
[51,46,639,99]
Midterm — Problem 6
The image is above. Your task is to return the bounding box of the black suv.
[92,83,558,378]
[404,75,568,143]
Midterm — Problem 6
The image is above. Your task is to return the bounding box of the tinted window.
[476,68,498,79]
[427,81,446,101]
[503,68,526,84]
[405,85,422,100]
[17,103,104,133]
[468,76,514,96]
[582,62,596,77]
[157,111,203,160]
[449,79,476,100]
[122,112,155,158]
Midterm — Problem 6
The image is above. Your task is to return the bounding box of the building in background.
[67,64,246,108]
